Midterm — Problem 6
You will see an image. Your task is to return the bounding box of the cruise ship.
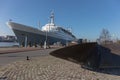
[7,12,76,47]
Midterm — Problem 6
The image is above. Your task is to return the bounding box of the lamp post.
[44,25,48,49]
[44,30,47,49]
[44,11,53,49]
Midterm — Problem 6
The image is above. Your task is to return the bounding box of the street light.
[44,30,47,49]
[44,12,52,49]
[44,24,49,49]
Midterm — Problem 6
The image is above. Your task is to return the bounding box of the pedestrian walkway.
[0,55,120,80]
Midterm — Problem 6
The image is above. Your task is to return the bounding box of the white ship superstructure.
[7,12,76,47]
[42,12,75,41]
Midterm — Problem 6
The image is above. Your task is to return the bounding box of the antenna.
[38,20,40,30]
[50,10,54,24]
[9,19,12,22]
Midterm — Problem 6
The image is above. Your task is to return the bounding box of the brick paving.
[0,55,120,80]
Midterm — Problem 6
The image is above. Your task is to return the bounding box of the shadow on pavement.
[50,42,120,76]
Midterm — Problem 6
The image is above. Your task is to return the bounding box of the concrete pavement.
[0,47,120,80]
[0,55,120,80]
[0,48,57,66]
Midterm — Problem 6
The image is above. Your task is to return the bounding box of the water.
[0,42,19,47]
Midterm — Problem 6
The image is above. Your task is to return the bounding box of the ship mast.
[38,20,40,30]
[50,11,54,24]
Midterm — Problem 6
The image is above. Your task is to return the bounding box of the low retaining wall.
[50,43,120,69]
[50,42,100,69]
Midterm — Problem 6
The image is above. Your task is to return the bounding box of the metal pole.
[46,30,47,42]
[25,35,27,48]
[44,30,47,49]
[38,20,40,30]
[38,20,41,47]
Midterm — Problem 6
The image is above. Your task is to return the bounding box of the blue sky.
[0,0,120,41]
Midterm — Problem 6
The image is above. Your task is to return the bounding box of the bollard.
[26,56,30,60]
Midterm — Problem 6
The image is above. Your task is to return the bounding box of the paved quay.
[0,48,120,80]
[0,47,47,54]
[0,47,58,66]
